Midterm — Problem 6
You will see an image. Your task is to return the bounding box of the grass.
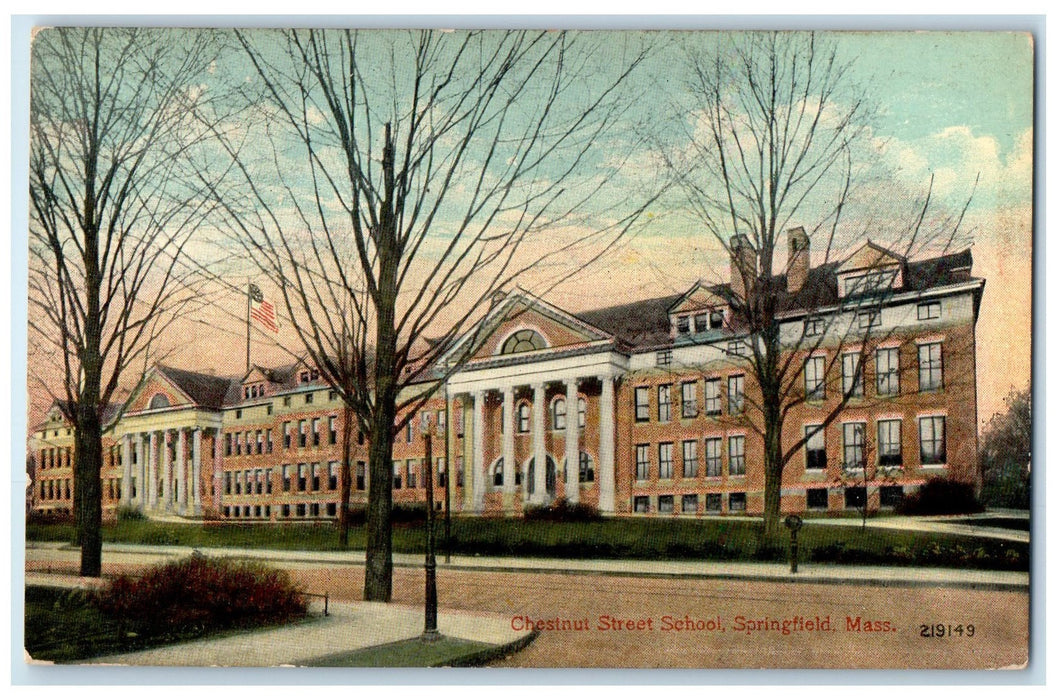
[26,515,1030,570]
[300,636,496,667]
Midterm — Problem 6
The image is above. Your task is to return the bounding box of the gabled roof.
[156,365,235,411]
[574,293,683,350]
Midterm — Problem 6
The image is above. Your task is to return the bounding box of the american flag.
[249,283,279,334]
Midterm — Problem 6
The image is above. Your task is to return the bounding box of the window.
[438,459,447,487]
[710,309,724,329]
[729,436,745,476]
[658,443,674,479]
[878,420,902,467]
[842,352,863,398]
[282,465,291,491]
[492,458,504,487]
[705,493,722,512]
[501,329,547,354]
[235,409,243,419]
[728,375,744,415]
[407,461,417,489]
[257,430,264,455]
[327,462,338,490]
[577,398,586,429]
[807,488,829,510]
[727,340,748,357]
[234,471,242,494]
[857,309,881,329]
[311,462,321,491]
[283,396,291,407]
[919,416,947,465]
[406,420,413,444]
[298,420,307,448]
[393,462,402,490]
[552,398,566,430]
[224,472,232,495]
[329,416,338,445]
[283,422,291,449]
[579,452,595,482]
[438,410,447,432]
[880,486,904,508]
[682,440,698,478]
[281,504,290,518]
[694,313,709,332]
[805,356,826,400]
[705,438,722,477]
[805,425,826,470]
[308,418,319,447]
[635,444,650,480]
[266,429,273,453]
[657,385,672,422]
[356,461,366,491]
[329,390,337,402]
[265,468,273,494]
[297,463,307,491]
[296,504,306,517]
[876,347,900,395]
[658,495,674,513]
[224,433,232,456]
[267,404,273,415]
[844,487,866,509]
[656,349,672,367]
[681,494,698,514]
[235,431,242,456]
[704,378,721,416]
[842,423,866,471]
[634,387,650,422]
[300,371,309,383]
[918,343,943,391]
[256,469,264,494]
[633,496,650,513]
[305,392,314,405]
[517,403,530,433]
[681,382,698,418]
[326,503,336,517]
[917,301,941,320]
[804,318,823,337]
[728,492,746,512]
[677,316,691,334]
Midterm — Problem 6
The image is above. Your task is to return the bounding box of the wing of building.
[30,230,984,520]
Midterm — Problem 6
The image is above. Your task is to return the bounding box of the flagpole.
[245,279,251,374]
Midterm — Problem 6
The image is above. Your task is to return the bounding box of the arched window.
[492,458,504,487]
[578,397,587,429]
[551,398,566,430]
[526,455,557,496]
[149,393,170,410]
[501,329,547,355]
[517,403,530,433]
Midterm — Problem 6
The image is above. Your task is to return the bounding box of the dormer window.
[300,371,309,382]
[710,309,724,329]
[841,269,899,298]
[677,316,691,334]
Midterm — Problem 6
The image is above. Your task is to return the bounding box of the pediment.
[124,369,194,414]
[838,241,906,274]
[669,282,728,315]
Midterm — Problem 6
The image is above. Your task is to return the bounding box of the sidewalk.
[26,540,1030,592]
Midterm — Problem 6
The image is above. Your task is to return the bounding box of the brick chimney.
[786,226,810,295]
[730,234,756,301]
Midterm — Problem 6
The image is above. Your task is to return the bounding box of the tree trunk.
[364,388,395,601]
[762,418,784,543]
[75,407,103,577]
[338,403,354,549]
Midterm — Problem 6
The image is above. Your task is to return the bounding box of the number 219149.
[920,623,975,638]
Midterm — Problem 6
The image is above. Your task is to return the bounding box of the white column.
[564,378,580,504]
[191,428,202,515]
[162,430,173,511]
[147,432,158,510]
[531,383,546,504]
[177,429,188,514]
[502,387,516,497]
[471,390,486,512]
[598,375,616,514]
[135,433,146,507]
[121,434,132,506]
[213,428,223,511]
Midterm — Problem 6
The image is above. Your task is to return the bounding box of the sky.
[24,29,1034,429]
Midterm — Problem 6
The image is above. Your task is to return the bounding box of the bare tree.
[205,29,655,601]
[662,32,973,540]
[28,27,219,575]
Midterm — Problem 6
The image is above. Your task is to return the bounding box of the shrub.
[116,505,146,521]
[93,554,307,636]
[897,478,984,516]
[523,498,602,523]
[26,510,75,527]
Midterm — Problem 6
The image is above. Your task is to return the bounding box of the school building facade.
[29,231,985,520]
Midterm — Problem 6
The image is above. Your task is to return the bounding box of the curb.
[444,630,540,668]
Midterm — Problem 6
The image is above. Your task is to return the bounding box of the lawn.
[26,515,1029,571]
[300,636,497,667]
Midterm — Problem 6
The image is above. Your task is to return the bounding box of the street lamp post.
[421,427,441,642]
[784,514,803,574]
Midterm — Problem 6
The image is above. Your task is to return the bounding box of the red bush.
[94,554,306,635]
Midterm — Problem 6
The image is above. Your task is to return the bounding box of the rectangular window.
[728,436,745,476]
[658,495,674,513]
[296,504,306,517]
[283,422,291,449]
[265,468,273,494]
[876,347,900,396]
[658,385,672,422]
[312,418,321,447]
[255,468,264,495]
[805,425,826,470]
[682,440,699,478]
[266,429,273,453]
[918,343,944,392]
[878,420,903,467]
[805,356,826,400]
[326,502,337,517]
[705,493,722,512]
[393,462,402,490]
[710,310,724,329]
[329,416,338,445]
[681,494,699,514]
[845,487,866,509]
[656,350,672,367]
[407,460,417,489]
[297,463,307,491]
[917,301,941,320]
[328,461,338,490]
[858,309,881,329]
[406,420,413,444]
[919,416,947,465]
[842,422,866,471]
[311,462,321,491]
[658,443,674,479]
[635,444,650,480]
[224,471,232,495]
[635,387,650,422]
[235,432,242,456]
[356,461,366,491]
[807,488,829,510]
[256,430,264,455]
[633,496,650,513]
[704,438,722,477]
[842,352,863,398]
[728,492,746,512]
[234,471,242,494]
[727,340,748,357]
[298,420,307,448]
[804,318,823,337]
[305,392,314,405]
[681,382,698,418]
[281,504,290,518]
[728,375,744,415]
[880,486,905,508]
[246,432,253,455]
[282,465,291,492]
[694,313,709,332]
[676,316,691,334]
[704,378,721,416]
